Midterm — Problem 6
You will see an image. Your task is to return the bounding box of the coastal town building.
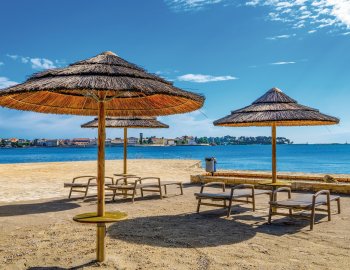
[71,138,90,146]
[127,137,139,145]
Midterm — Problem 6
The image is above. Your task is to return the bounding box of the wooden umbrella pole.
[123,127,127,174]
[97,99,106,262]
[272,124,277,183]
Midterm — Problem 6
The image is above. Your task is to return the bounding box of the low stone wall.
[190,175,350,194]
[201,171,350,183]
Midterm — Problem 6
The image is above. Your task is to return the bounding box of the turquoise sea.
[0,144,349,174]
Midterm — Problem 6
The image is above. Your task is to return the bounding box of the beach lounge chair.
[195,182,272,217]
[106,176,141,201]
[268,187,341,230]
[107,176,183,202]
[64,176,114,199]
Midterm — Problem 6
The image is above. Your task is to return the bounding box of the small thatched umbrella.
[214,87,339,183]
[81,116,169,174]
[0,51,204,262]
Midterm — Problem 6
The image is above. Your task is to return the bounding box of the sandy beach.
[0,159,349,270]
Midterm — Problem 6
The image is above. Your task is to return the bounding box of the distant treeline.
[196,135,292,145]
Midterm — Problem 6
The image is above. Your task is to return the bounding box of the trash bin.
[205,157,217,175]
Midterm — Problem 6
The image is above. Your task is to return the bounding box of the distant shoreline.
[0,143,348,149]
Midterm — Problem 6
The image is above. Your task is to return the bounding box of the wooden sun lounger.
[268,187,341,230]
[107,177,183,203]
[64,176,114,199]
[194,182,272,217]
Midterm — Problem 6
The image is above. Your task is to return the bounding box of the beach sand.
[0,159,349,269]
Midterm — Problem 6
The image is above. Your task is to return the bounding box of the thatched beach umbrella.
[0,51,204,262]
[81,116,169,174]
[214,87,339,184]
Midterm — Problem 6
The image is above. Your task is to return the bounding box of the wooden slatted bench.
[268,187,341,230]
[64,176,114,199]
[194,182,272,217]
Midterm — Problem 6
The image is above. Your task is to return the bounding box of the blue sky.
[0,0,349,143]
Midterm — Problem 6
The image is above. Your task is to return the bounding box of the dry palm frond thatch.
[214,87,339,127]
[213,87,339,184]
[81,116,169,129]
[0,51,204,116]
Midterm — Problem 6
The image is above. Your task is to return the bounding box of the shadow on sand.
[0,199,80,217]
[27,260,97,270]
[108,208,330,248]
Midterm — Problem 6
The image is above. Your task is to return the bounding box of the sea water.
[0,144,349,174]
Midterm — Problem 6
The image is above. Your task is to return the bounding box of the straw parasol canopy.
[81,116,169,129]
[0,51,204,262]
[82,116,169,174]
[0,51,204,116]
[214,87,339,183]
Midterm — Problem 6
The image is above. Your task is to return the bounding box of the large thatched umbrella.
[0,51,204,262]
[214,87,339,183]
[81,116,169,174]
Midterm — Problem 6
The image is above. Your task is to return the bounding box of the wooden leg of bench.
[227,199,233,218]
[196,199,201,213]
[268,205,273,224]
[68,188,73,199]
[164,185,167,195]
[252,196,256,212]
[159,186,163,199]
[337,198,341,214]
[310,207,315,230]
[132,188,137,203]
[84,186,89,199]
[327,200,331,221]
[140,188,144,197]
[180,183,184,195]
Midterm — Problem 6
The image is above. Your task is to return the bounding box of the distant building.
[188,137,197,145]
[139,133,143,145]
[128,137,138,145]
[151,137,165,145]
[45,139,59,147]
[111,138,123,145]
[9,138,18,143]
[72,138,90,146]
[166,139,176,146]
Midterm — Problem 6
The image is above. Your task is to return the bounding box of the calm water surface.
[0,145,349,174]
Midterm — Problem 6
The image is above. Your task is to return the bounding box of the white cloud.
[0,62,4,66]
[165,1,350,32]
[6,54,57,70]
[0,77,18,88]
[6,54,19,60]
[30,58,56,69]
[256,0,350,31]
[308,29,317,33]
[266,34,296,40]
[246,0,260,6]
[270,61,296,65]
[164,0,225,11]
[341,31,350,35]
[177,73,237,83]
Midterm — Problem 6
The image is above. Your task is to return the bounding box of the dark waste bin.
[205,157,217,175]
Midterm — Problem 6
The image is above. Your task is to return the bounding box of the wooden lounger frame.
[195,182,272,217]
[268,187,341,230]
[107,176,184,203]
[64,176,114,199]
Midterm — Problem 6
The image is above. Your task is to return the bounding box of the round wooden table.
[73,211,127,223]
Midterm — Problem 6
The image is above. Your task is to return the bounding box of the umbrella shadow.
[256,212,332,235]
[108,211,257,248]
[0,199,80,217]
[109,209,331,249]
[27,260,97,270]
